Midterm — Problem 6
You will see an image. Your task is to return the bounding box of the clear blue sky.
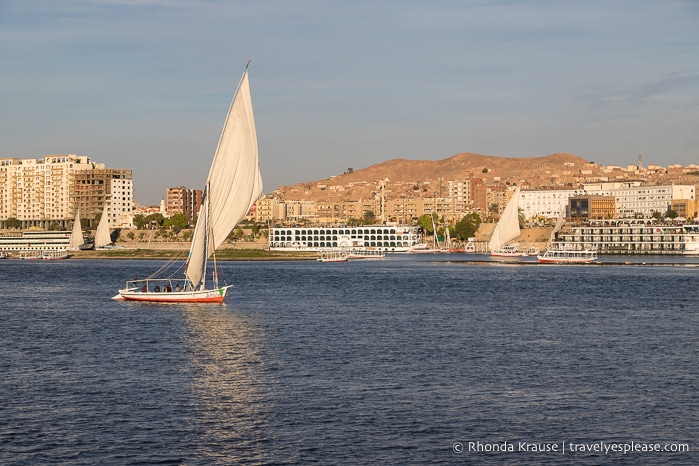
[2,0,698,205]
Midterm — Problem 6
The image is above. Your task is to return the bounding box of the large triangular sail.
[94,203,112,248]
[185,65,263,289]
[69,208,84,250]
[488,186,521,252]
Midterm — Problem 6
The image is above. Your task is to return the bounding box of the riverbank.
[68,248,317,261]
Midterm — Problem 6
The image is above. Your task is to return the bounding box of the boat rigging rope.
[143,249,187,280]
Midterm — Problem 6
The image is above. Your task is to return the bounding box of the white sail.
[185,66,263,289]
[430,214,438,249]
[94,203,112,248]
[548,207,566,244]
[488,186,521,252]
[69,208,84,250]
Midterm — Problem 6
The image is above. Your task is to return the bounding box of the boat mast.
[207,182,220,289]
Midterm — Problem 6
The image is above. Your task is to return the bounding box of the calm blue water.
[0,255,696,465]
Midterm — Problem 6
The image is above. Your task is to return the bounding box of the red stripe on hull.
[119,295,225,303]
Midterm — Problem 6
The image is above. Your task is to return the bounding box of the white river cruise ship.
[0,230,71,255]
[556,220,699,255]
[269,225,421,252]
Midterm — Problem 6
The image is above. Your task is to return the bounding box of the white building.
[584,182,694,218]
[519,183,695,220]
[519,189,575,221]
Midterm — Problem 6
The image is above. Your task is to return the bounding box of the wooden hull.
[113,285,232,303]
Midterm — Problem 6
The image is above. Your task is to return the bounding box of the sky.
[1,0,698,205]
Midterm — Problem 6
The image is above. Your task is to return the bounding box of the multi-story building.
[166,186,202,221]
[520,188,575,221]
[447,179,471,203]
[73,167,134,229]
[519,183,696,221]
[583,182,695,218]
[0,154,133,229]
[486,185,511,218]
[569,195,617,220]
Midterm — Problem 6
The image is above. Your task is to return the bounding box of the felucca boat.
[489,186,524,257]
[113,62,263,303]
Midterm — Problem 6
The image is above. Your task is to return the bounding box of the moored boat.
[555,219,699,255]
[269,225,420,252]
[491,243,525,257]
[317,248,350,262]
[42,249,69,260]
[18,250,43,260]
[347,247,385,260]
[537,246,597,264]
[406,243,442,253]
[0,230,71,255]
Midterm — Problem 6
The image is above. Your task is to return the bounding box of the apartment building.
[166,186,202,221]
[0,154,133,229]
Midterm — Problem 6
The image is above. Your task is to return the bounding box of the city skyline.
[2,0,698,205]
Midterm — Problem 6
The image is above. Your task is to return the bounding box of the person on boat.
[154,285,160,292]
[141,284,147,292]
[165,284,172,292]
[175,284,181,292]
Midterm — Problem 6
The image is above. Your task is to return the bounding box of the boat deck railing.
[126,278,194,293]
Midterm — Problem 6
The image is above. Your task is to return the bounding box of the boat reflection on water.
[180,304,275,464]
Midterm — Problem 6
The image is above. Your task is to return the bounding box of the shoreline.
[66,247,317,261]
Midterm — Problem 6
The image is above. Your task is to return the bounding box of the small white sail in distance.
[94,203,112,248]
[69,208,84,250]
[488,186,521,252]
[547,206,566,245]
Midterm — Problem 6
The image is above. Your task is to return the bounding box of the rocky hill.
[276,152,594,201]
[340,152,589,183]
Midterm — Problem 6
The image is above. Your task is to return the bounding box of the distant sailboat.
[113,62,263,303]
[442,225,452,252]
[94,203,113,249]
[69,208,84,250]
[489,186,524,256]
[547,208,566,246]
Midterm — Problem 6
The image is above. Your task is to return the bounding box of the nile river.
[1,255,696,464]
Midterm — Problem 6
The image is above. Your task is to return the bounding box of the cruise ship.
[269,225,421,252]
[556,220,699,255]
[0,230,72,255]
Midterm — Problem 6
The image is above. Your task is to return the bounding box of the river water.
[0,255,696,464]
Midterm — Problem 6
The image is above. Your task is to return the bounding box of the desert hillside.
[277,152,593,201]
